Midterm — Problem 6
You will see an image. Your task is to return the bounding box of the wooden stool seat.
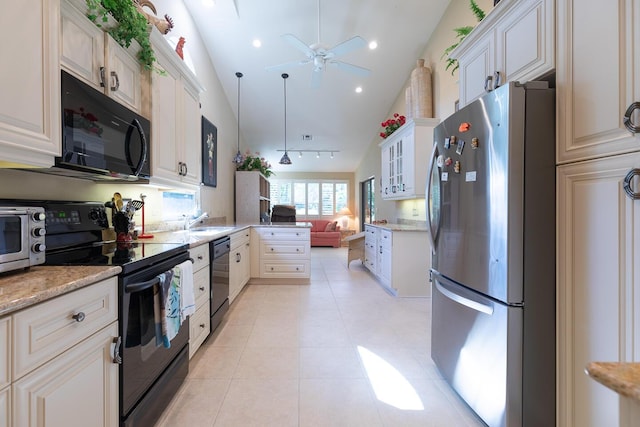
[344,232,365,267]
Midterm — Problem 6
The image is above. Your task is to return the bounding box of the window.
[270,179,349,218]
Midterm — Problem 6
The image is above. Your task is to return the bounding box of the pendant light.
[232,72,244,165]
[279,73,292,165]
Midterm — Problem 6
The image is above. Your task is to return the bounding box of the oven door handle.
[125,276,160,293]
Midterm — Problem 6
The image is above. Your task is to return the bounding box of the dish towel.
[176,259,195,321]
[156,269,181,348]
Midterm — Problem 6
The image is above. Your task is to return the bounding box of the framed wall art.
[201,116,217,187]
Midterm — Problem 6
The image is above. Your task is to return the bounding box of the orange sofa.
[308,219,341,247]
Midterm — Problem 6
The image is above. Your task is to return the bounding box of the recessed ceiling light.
[369,41,378,50]
[202,0,215,8]
[355,86,363,93]
[252,39,262,48]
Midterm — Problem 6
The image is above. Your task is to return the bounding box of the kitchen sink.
[189,226,235,236]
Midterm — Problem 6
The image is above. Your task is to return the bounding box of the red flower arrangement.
[379,113,406,139]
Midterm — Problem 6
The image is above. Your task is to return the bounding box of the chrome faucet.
[184,212,209,230]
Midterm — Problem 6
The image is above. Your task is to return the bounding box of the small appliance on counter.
[0,205,46,274]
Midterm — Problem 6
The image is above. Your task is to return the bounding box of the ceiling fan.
[266,0,371,88]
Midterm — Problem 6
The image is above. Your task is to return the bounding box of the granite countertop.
[586,362,640,403]
[0,265,121,317]
[366,223,428,232]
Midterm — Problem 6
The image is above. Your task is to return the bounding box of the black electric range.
[2,199,188,274]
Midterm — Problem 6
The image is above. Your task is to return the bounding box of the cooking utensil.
[113,192,123,211]
[138,194,154,238]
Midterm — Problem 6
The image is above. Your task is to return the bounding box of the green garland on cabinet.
[85,0,156,70]
[441,0,486,75]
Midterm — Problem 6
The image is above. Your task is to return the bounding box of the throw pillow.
[324,221,337,232]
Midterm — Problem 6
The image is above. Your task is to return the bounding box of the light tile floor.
[155,247,486,427]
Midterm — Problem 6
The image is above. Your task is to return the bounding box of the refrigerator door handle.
[426,143,439,253]
[435,276,494,316]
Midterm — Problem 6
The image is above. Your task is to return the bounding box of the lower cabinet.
[6,277,119,427]
[363,224,431,297]
[188,244,210,359]
[557,153,640,427]
[229,229,251,303]
[13,322,119,427]
[250,227,311,283]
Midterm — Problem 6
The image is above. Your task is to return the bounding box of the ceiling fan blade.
[311,68,323,89]
[331,60,371,77]
[266,59,312,72]
[282,33,315,58]
[326,36,366,58]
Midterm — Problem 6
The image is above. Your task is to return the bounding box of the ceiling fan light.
[279,151,292,165]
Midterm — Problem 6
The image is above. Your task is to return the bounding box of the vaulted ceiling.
[184,0,451,173]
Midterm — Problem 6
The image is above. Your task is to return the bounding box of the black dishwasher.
[210,236,230,332]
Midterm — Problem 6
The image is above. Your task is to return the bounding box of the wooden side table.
[340,229,356,247]
[344,232,365,267]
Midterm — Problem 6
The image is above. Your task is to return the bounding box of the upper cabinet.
[452,0,555,108]
[150,29,204,187]
[0,0,61,168]
[60,0,142,114]
[379,118,439,200]
[556,0,640,164]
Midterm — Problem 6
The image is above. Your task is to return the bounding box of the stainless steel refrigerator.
[426,82,555,427]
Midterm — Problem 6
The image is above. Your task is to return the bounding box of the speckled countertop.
[586,362,640,402]
[366,223,428,232]
[0,265,121,317]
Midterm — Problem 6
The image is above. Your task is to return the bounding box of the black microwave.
[56,70,151,181]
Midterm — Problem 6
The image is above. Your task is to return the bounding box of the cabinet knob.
[200,323,206,329]
[623,168,640,199]
[198,255,204,260]
[623,102,640,134]
[72,312,86,322]
[199,286,205,291]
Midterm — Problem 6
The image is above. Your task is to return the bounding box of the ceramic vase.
[410,59,433,118]
[405,86,413,120]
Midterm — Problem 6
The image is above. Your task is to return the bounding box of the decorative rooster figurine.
[133,0,174,34]
[175,37,186,60]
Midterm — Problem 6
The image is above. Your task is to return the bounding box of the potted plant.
[441,0,486,75]
[85,0,156,70]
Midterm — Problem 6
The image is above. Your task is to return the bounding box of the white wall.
[354,0,494,225]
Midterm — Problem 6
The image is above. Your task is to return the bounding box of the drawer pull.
[72,312,86,322]
[197,255,204,260]
[199,286,206,291]
[113,336,122,364]
[199,323,206,329]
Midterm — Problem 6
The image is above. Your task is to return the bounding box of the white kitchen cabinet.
[9,277,119,427]
[150,28,204,187]
[14,322,119,427]
[452,0,555,107]
[235,171,271,224]
[60,0,142,114]
[0,0,60,168]
[189,244,210,359]
[363,225,379,275]
[379,118,439,200]
[250,227,310,283]
[557,153,640,427]
[229,229,251,303]
[363,224,431,297]
[556,0,640,164]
